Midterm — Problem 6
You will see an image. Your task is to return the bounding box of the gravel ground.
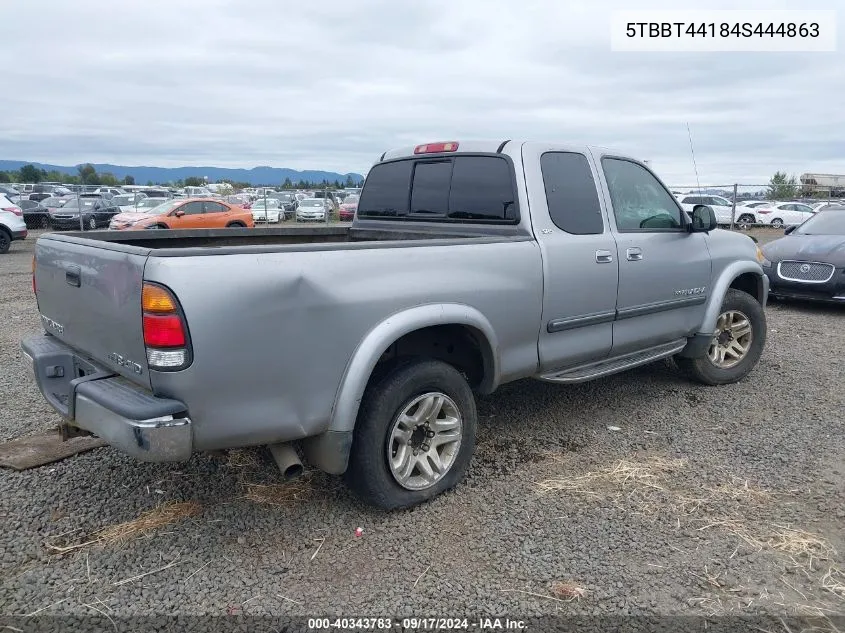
[1,229,843,628]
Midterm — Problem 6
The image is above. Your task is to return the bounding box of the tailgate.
[34,236,151,389]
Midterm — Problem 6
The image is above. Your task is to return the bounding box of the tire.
[40,216,50,229]
[87,217,97,230]
[227,222,246,228]
[146,224,168,230]
[737,214,755,229]
[770,218,784,228]
[345,358,477,510]
[676,289,766,385]
[0,229,10,254]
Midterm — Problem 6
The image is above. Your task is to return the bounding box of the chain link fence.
[668,183,844,230]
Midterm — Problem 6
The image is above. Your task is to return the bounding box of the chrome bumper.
[21,334,193,462]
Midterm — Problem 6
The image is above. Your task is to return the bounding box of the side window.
[448,156,515,221]
[410,161,451,215]
[181,202,204,215]
[204,202,228,213]
[601,158,683,231]
[357,160,412,217]
[540,152,604,234]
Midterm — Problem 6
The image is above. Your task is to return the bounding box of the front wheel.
[345,358,477,510]
[87,217,97,230]
[675,289,766,385]
[770,218,784,228]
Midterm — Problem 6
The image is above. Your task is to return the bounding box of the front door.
[593,152,712,356]
[522,143,619,371]
[170,201,205,228]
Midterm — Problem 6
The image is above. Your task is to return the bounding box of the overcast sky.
[2,0,842,184]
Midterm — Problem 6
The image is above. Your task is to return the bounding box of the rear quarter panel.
[144,239,543,450]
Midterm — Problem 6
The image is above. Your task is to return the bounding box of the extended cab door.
[592,152,711,356]
[522,143,619,371]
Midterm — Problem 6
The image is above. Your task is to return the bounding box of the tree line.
[0,163,363,191]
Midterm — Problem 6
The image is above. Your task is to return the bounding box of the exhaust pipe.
[268,443,304,481]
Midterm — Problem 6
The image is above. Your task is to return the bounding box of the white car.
[676,194,749,225]
[0,195,27,254]
[111,193,147,213]
[295,198,329,222]
[755,202,816,227]
[251,199,282,223]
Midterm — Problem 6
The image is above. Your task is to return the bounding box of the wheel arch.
[303,304,499,475]
[700,263,768,334]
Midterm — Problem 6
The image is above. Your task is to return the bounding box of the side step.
[537,339,687,384]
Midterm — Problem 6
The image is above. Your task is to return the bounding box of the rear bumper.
[12,228,27,240]
[21,334,192,462]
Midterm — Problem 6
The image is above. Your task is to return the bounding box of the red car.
[338,195,358,222]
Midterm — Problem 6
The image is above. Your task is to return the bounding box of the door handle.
[595,250,613,264]
[626,247,643,261]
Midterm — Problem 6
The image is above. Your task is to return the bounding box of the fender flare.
[328,303,500,435]
[698,261,768,334]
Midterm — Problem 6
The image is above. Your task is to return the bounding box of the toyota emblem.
[800,264,811,273]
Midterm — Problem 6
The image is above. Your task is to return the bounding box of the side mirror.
[784,225,797,235]
[173,210,185,217]
[689,205,717,232]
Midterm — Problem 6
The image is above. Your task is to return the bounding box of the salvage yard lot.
[1,230,844,620]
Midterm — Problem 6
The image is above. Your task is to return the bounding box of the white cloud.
[2,0,843,183]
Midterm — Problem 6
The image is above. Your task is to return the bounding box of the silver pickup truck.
[22,140,769,509]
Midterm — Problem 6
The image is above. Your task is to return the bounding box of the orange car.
[108,198,254,230]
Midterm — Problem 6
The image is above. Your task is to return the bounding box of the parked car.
[0,185,21,202]
[295,198,329,222]
[251,199,282,223]
[92,187,125,199]
[761,207,845,303]
[108,198,253,230]
[112,193,148,213]
[49,196,120,230]
[338,195,359,221]
[18,199,51,228]
[676,194,748,225]
[0,195,27,253]
[269,193,298,219]
[22,139,769,510]
[755,202,815,227]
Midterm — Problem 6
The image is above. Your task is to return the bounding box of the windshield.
[146,200,183,216]
[41,197,67,208]
[301,200,323,207]
[113,195,136,205]
[136,198,166,209]
[795,211,845,236]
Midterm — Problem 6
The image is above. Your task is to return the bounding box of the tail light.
[142,282,192,370]
[757,209,772,214]
[3,206,21,216]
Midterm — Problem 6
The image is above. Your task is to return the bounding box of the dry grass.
[821,567,845,598]
[243,482,312,506]
[538,456,686,494]
[226,448,263,470]
[45,500,202,553]
[95,501,202,545]
[768,526,837,567]
[549,580,586,601]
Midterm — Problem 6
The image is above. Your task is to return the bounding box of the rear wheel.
[0,229,10,254]
[87,217,97,230]
[676,289,766,385]
[40,216,50,229]
[345,358,477,510]
[737,213,755,229]
[770,218,784,228]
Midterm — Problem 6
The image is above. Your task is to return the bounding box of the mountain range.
[0,160,365,186]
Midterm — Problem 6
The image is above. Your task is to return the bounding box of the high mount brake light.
[414,142,459,154]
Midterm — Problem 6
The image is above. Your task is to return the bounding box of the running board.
[537,339,687,384]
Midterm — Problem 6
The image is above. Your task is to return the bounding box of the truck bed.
[43,223,531,255]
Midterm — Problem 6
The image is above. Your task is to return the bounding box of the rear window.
[358,155,517,223]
